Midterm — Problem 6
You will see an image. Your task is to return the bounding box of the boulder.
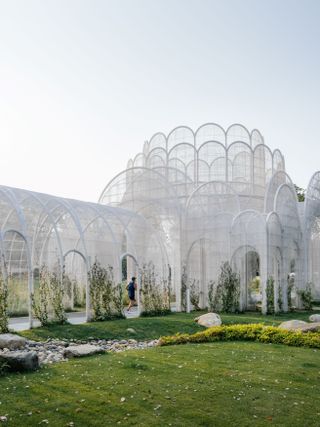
[194,313,222,328]
[0,334,26,350]
[309,314,320,322]
[278,320,308,331]
[299,322,320,333]
[63,344,104,358]
[0,351,39,371]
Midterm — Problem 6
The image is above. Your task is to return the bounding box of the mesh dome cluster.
[1,123,320,325]
[99,123,320,312]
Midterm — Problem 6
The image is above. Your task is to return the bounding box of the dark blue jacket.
[127,281,135,299]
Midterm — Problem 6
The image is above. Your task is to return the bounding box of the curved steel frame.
[1,122,319,323]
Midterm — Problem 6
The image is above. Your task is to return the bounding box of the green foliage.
[20,309,318,342]
[298,283,313,311]
[159,323,320,349]
[72,279,85,308]
[7,273,29,316]
[277,284,283,312]
[140,262,171,317]
[88,261,125,321]
[180,263,187,311]
[189,279,201,311]
[63,274,73,309]
[101,266,114,319]
[294,184,306,202]
[208,280,215,312]
[249,276,260,294]
[287,274,295,311]
[113,282,124,318]
[32,266,50,327]
[0,359,8,376]
[32,265,67,326]
[50,271,67,324]
[214,261,240,313]
[266,276,275,314]
[88,260,106,320]
[0,269,9,333]
[121,256,127,281]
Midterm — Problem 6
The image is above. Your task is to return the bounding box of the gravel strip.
[0,338,159,366]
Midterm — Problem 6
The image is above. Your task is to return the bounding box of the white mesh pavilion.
[0,186,165,326]
[1,122,320,326]
[99,123,315,314]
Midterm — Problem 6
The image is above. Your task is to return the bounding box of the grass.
[20,309,319,342]
[0,342,320,426]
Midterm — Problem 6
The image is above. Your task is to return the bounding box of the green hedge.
[140,309,172,318]
[159,323,320,349]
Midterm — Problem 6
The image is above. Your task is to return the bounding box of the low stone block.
[278,320,308,331]
[194,313,222,328]
[63,344,104,358]
[299,322,320,333]
[309,314,320,322]
[0,334,27,350]
[0,351,39,371]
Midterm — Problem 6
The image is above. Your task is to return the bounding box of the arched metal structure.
[0,186,165,325]
[1,122,319,321]
[99,123,313,313]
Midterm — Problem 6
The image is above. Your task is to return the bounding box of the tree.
[294,184,306,202]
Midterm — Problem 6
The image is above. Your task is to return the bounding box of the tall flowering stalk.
[31,265,50,326]
[50,271,67,324]
[0,269,9,333]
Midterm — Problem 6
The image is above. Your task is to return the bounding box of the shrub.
[32,265,67,326]
[214,262,240,313]
[277,285,283,312]
[88,260,106,320]
[208,280,215,312]
[298,283,313,311]
[32,266,50,327]
[189,279,201,311]
[113,282,123,318]
[0,270,9,333]
[140,262,171,317]
[50,271,67,324]
[266,276,275,314]
[63,274,73,309]
[7,273,29,317]
[101,266,114,319]
[287,273,295,311]
[159,323,320,349]
[180,264,187,312]
[73,279,85,308]
[0,360,8,376]
[88,261,125,321]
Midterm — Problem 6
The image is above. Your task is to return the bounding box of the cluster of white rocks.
[279,316,320,332]
[30,338,159,365]
[0,333,159,371]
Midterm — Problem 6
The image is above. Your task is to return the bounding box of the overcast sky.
[0,0,319,202]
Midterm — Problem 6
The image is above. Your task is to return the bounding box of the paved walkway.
[9,306,140,332]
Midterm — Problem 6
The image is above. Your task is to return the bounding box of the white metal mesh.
[1,122,319,321]
[100,122,313,313]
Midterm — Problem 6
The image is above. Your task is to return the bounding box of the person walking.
[126,276,137,311]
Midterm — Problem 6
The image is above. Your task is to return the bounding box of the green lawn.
[20,310,319,342]
[0,342,319,426]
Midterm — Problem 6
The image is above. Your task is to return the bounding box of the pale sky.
[0,0,319,202]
